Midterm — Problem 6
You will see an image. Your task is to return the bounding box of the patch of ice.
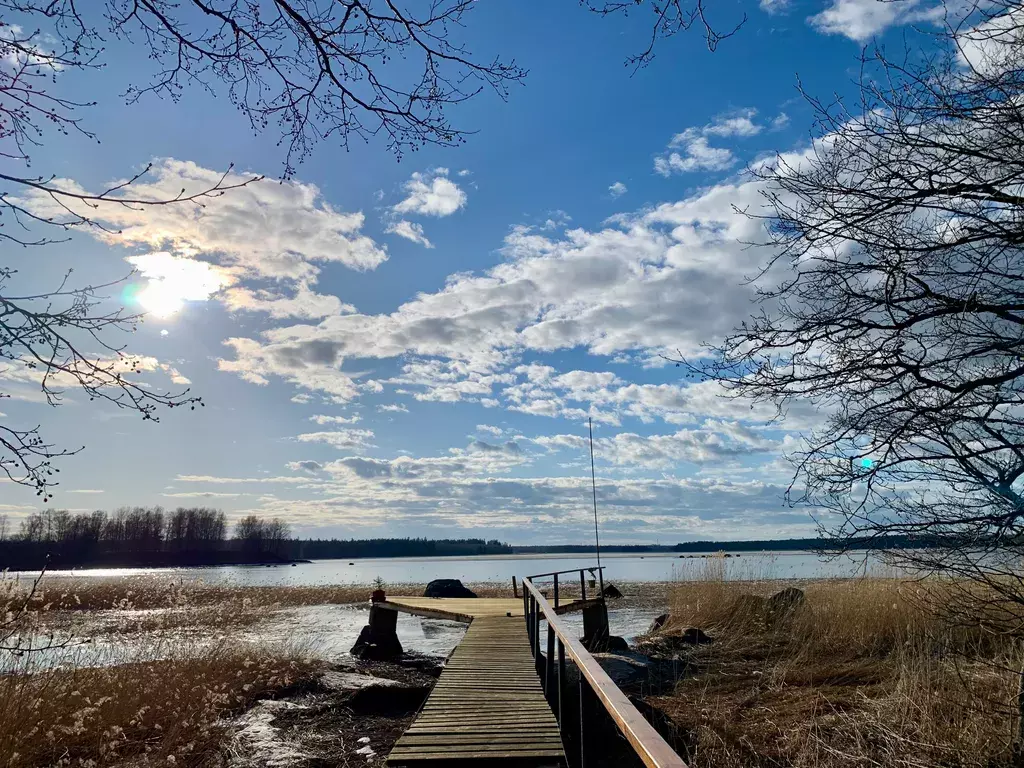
[229,700,311,767]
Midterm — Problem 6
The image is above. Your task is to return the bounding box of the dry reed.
[648,570,1024,767]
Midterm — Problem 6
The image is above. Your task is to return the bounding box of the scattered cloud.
[770,112,791,131]
[392,168,467,217]
[760,0,791,14]
[221,282,356,320]
[386,220,434,248]
[377,403,409,413]
[296,428,376,451]
[608,181,628,198]
[309,414,362,425]
[808,0,943,41]
[655,109,765,176]
[174,474,311,484]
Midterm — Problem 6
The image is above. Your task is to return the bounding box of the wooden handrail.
[522,578,687,768]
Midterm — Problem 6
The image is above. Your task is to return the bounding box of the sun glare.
[137,282,186,318]
[124,252,233,318]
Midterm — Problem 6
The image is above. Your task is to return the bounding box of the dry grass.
[24,577,513,612]
[646,573,1024,767]
[0,644,320,768]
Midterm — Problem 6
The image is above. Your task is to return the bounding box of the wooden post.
[580,570,587,602]
[512,575,518,598]
[553,573,559,608]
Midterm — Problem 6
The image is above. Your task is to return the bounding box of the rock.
[677,627,713,645]
[424,579,477,598]
[768,586,805,612]
[345,682,431,715]
[592,652,656,687]
[350,625,404,661]
[320,669,400,692]
[601,583,623,599]
[766,587,805,625]
[648,613,669,633]
[604,635,631,653]
[633,626,712,657]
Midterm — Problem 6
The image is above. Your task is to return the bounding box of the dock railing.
[521,566,605,607]
[522,575,687,768]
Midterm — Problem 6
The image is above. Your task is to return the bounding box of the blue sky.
[1,0,944,542]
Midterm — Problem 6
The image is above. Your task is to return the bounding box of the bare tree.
[691,0,1024,624]
[583,0,746,63]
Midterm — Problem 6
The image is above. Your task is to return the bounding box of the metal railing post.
[553,572,559,608]
[534,604,542,675]
[579,675,587,768]
[580,570,586,602]
[557,638,566,734]
[546,624,555,700]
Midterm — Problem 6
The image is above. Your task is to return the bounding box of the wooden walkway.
[386,616,566,767]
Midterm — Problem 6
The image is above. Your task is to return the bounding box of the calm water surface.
[31,550,883,585]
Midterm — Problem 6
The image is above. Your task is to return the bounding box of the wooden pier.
[379,573,687,768]
[386,614,565,766]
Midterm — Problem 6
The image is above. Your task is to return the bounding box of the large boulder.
[602,583,623,599]
[766,586,805,625]
[424,579,477,598]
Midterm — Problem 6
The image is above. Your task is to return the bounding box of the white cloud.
[17,159,388,283]
[221,281,356,320]
[760,0,791,14]
[808,0,938,40]
[702,109,763,138]
[653,111,761,176]
[175,474,310,484]
[218,165,788,405]
[608,181,628,198]
[535,421,778,468]
[377,403,410,413]
[309,414,362,425]
[392,168,467,217]
[296,428,376,450]
[770,112,791,131]
[162,491,245,499]
[386,220,434,248]
[477,424,505,438]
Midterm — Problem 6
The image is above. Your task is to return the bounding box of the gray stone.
[424,579,477,598]
[648,613,669,633]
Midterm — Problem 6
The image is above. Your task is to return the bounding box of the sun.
[136,281,186,318]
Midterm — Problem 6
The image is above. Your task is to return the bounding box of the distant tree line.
[0,508,293,569]
[296,537,513,560]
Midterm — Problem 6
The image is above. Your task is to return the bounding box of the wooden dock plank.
[385,616,565,767]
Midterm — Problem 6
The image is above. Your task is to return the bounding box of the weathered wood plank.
[385,616,565,767]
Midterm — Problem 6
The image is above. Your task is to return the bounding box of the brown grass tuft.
[0,645,320,767]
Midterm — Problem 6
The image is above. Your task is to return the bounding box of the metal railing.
[521,575,687,768]
[523,566,605,607]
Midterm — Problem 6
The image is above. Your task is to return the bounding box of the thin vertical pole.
[512,575,518,598]
[589,417,602,574]
[553,573,560,608]
[580,570,586,602]
[557,638,566,732]
[546,624,555,699]
[579,676,587,768]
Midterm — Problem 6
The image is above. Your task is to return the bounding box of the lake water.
[30,550,884,586]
